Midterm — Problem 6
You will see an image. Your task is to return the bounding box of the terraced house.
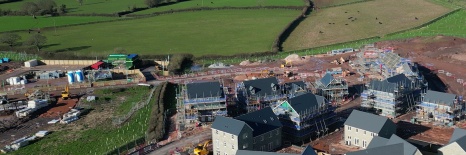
[416,90,464,125]
[346,135,421,155]
[273,92,337,144]
[344,110,396,148]
[212,107,282,155]
[439,128,466,155]
[361,74,423,118]
[236,77,285,112]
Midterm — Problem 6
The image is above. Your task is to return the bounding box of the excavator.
[193,140,211,155]
[61,85,70,100]
[280,60,292,68]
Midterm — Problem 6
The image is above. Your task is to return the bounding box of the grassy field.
[131,0,305,15]
[0,16,117,32]
[11,86,154,155]
[15,9,300,57]
[0,0,146,14]
[312,0,369,8]
[94,87,150,116]
[282,0,451,51]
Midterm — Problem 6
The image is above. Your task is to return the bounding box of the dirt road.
[149,129,212,155]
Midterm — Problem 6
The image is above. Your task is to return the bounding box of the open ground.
[283,0,450,51]
[14,9,300,56]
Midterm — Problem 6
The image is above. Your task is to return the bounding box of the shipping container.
[24,59,38,67]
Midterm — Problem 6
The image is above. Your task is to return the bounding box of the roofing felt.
[235,150,296,155]
[423,90,457,106]
[186,81,223,99]
[344,110,395,134]
[386,74,412,87]
[320,73,334,87]
[346,143,404,155]
[386,135,417,155]
[211,116,247,136]
[287,93,324,115]
[301,146,317,155]
[243,77,279,97]
[285,81,306,93]
[235,107,282,136]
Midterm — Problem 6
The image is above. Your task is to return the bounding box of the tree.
[36,0,57,15]
[0,33,21,48]
[21,2,39,16]
[167,54,193,74]
[25,34,47,52]
[77,0,83,6]
[58,4,66,14]
[144,0,163,8]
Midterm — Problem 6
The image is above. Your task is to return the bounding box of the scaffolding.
[236,81,287,113]
[314,75,349,102]
[415,91,464,125]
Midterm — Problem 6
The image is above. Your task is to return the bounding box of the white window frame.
[347,126,351,131]
[232,144,234,150]
[224,142,226,147]
[232,134,234,140]
[216,130,218,134]
[363,140,367,148]
[364,130,366,135]
[354,138,359,146]
[356,128,358,133]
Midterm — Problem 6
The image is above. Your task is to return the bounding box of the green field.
[0,16,118,32]
[0,0,145,14]
[12,86,153,155]
[14,9,300,57]
[282,0,450,51]
[131,0,305,15]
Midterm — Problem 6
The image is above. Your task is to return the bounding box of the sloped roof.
[235,107,282,136]
[381,52,402,69]
[423,90,457,106]
[287,93,325,115]
[367,136,389,149]
[346,143,404,155]
[301,146,317,155]
[186,81,223,99]
[386,74,412,88]
[386,135,417,155]
[344,110,395,134]
[450,128,466,143]
[368,80,397,93]
[212,116,248,136]
[236,150,295,155]
[348,135,417,155]
[285,81,307,93]
[243,77,279,97]
[320,73,334,87]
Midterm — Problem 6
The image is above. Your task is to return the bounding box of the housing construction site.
[154,36,466,155]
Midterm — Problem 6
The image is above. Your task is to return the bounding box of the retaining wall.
[40,60,98,66]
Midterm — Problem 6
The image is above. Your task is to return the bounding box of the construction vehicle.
[25,90,49,100]
[61,85,70,100]
[280,60,292,68]
[284,71,293,78]
[193,140,211,155]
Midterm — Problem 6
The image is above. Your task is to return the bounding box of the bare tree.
[25,34,47,52]
[21,2,39,17]
[0,33,21,48]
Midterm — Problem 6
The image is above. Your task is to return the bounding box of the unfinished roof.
[235,150,295,155]
[284,81,307,93]
[320,73,334,87]
[423,90,457,106]
[287,93,326,115]
[243,77,280,97]
[381,52,402,69]
[212,116,248,136]
[344,110,396,134]
[186,81,223,99]
[235,107,282,136]
[301,146,317,155]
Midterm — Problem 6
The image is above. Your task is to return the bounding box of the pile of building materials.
[208,62,231,68]
[24,59,38,68]
[35,71,63,80]
[6,76,27,85]
[328,48,354,55]
[15,99,49,118]
[0,131,49,153]
[60,108,81,124]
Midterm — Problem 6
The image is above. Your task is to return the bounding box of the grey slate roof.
[212,116,248,136]
[346,143,404,155]
[243,77,280,97]
[368,80,397,93]
[450,128,466,143]
[186,81,223,99]
[235,107,282,136]
[348,135,417,155]
[301,146,317,155]
[287,93,325,115]
[423,90,457,106]
[366,136,389,149]
[344,110,396,134]
[320,73,334,87]
[386,74,412,88]
[235,150,295,155]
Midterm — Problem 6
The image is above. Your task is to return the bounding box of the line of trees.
[0,33,47,51]
[144,0,183,8]
[147,82,168,142]
[21,0,66,16]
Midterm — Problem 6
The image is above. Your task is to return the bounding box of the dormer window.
[271,83,277,91]
[263,120,267,123]
[249,86,256,94]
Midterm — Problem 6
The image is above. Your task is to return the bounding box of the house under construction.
[236,77,286,112]
[272,92,338,144]
[416,90,465,126]
[176,80,226,129]
[361,73,426,118]
[314,73,349,102]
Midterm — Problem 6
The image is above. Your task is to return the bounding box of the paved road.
[149,129,212,155]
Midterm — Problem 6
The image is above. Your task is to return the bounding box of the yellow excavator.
[61,85,70,100]
[193,140,211,155]
[280,60,292,68]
